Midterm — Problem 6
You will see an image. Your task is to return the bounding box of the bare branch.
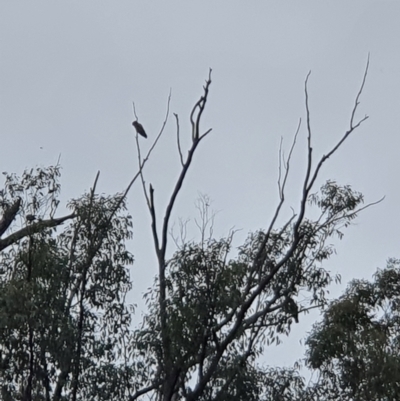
[306,58,370,193]
[142,71,213,401]
[137,132,151,211]
[149,183,161,255]
[278,119,301,200]
[350,54,370,129]
[169,217,190,250]
[198,128,212,141]
[144,89,172,158]
[86,171,100,235]
[132,101,139,121]
[188,61,372,400]
[302,71,314,208]
[0,213,76,252]
[90,171,100,198]
[174,113,184,166]
[249,119,301,279]
[277,137,284,196]
[160,71,212,259]
[190,69,212,141]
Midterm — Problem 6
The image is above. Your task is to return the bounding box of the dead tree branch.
[186,58,371,401]
[0,213,76,252]
[143,70,213,401]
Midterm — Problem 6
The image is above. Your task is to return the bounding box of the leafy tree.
[304,258,400,401]
[0,168,134,400]
[0,62,377,401]
[128,64,377,401]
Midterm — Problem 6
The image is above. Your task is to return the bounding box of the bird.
[26,214,36,223]
[132,121,147,138]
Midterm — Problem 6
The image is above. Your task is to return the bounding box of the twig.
[350,54,370,129]
[190,69,212,141]
[174,113,184,166]
[132,102,139,121]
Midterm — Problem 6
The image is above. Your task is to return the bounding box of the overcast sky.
[1,1,400,369]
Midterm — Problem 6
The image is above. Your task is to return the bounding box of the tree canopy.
[304,258,400,401]
[0,63,389,401]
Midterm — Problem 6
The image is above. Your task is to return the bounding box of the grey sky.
[1,1,400,368]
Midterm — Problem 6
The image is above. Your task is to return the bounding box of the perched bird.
[26,214,36,223]
[132,121,147,138]
[286,297,299,323]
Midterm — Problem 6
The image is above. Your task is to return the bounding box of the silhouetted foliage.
[0,166,134,400]
[0,64,377,401]
[304,258,400,401]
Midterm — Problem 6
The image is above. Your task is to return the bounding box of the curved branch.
[174,113,184,166]
[0,213,76,252]
[187,60,371,400]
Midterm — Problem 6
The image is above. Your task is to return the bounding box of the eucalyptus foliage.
[304,258,400,401]
[0,66,378,401]
[0,166,134,400]
[131,180,365,400]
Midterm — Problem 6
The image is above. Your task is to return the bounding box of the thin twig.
[190,69,212,141]
[350,54,370,129]
[279,119,301,199]
[149,183,161,255]
[174,113,184,166]
[132,102,139,121]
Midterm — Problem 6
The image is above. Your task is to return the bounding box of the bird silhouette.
[132,121,147,138]
[26,214,36,223]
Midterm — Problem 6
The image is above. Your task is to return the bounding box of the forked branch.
[146,71,213,401]
[187,58,372,401]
